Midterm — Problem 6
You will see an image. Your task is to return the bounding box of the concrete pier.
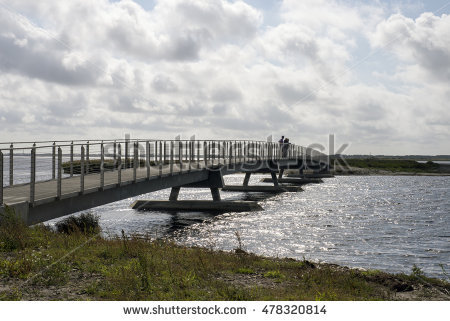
[260,178,323,184]
[131,200,263,212]
[287,174,334,178]
[221,185,303,193]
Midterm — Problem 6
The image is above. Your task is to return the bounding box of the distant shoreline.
[333,169,450,176]
[330,159,450,177]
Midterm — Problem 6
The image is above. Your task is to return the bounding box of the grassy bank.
[1,210,449,301]
[332,158,450,175]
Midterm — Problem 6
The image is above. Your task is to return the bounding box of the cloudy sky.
[0,0,449,155]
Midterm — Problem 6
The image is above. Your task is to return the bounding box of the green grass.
[333,158,440,173]
[0,212,449,301]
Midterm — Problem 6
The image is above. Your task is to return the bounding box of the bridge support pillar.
[169,186,221,202]
[222,171,302,193]
[132,171,262,212]
[169,187,181,201]
[210,187,221,201]
[243,173,251,186]
[271,172,279,186]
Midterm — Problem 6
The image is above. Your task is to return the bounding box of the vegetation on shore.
[332,158,449,175]
[1,210,449,301]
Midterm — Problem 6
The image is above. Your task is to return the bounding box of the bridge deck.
[3,162,205,206]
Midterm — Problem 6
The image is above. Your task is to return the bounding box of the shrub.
[264,270,285,279]
[55,213,100,235]
[236,267,254,274]
[0,206,28,251]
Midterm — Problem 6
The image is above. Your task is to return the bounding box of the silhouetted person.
[278,136,285,158]
[282,138,290,157]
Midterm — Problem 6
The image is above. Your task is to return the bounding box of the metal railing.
[0,139,328,205]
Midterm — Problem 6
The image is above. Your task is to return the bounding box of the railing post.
[70,141,74,177]
[217,141,221,165]
[229,141,233,166]
[80,146,85,194]
[146,141,150,179]
[86,141,90,174]
[223,141,226,164]
[170,141,174,175]
[52,142,56,180]
[9,143,13,186]
[159,141,163,176]
[262,142,264,161]
[100,143,104,190]
[221,141,225,164]
[0,150,3,205]
[197,140,200,169]
[203,141,207,168]
[118,143,122,186]
[113,141,117,162]
[179,141,183,173]
[224,141,227,165]
[188,141,192,172]
[252,142,254,161]
[191,139,195,166]
[57,147,62,199]
[133,142,138,183]
[251,142,253,161]
[30,144,36,205]
[125,139,129,169]
[253,142,255,161]
[154,140,158,167]
[163,141,167,163]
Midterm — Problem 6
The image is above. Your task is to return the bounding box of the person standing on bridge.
[278,136,284,158]
[282,137,290,158]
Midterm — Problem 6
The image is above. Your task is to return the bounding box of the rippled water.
[171,175,450,279]
[7,158,449,279]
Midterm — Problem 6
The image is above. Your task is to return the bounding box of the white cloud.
[0,0,449,155]
[371,12,450,82]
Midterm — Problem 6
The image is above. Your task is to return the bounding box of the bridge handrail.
[1,138,280,147]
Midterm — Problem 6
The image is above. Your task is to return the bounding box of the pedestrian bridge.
[0,138,329,225]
